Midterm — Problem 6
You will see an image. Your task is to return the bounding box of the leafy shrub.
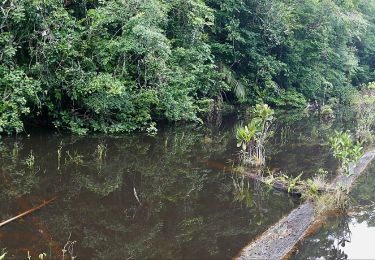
[352,82,375,143]
[320,105,335,120]
[266,89,307,108]
[1,0,374,134]
[0,69,41,133]
[236,104,274,166]
[329,131,363,175]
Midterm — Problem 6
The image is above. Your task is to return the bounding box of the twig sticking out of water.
[62,233,77,260]
[133,187,141,205]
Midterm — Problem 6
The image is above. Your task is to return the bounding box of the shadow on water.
[0,112,340,259]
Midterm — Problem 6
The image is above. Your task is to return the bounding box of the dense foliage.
[1,0,375,133]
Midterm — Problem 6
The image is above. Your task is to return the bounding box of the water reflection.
[293,162,375,259]
[0,113,338,259]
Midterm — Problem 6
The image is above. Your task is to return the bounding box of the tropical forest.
[2,0,375,259]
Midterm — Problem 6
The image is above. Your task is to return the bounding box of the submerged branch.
[0,196,57,228]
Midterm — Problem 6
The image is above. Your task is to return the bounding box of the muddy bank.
[235,148,375,259]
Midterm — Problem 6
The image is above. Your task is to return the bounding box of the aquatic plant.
[25,150,35,170]
[263,167,348,216]
[329,131,363,175]
[314,185,349,216]
[232,174,253,208]
[264,168,329,197]
[302,169,329,200]
[65,151,84,166]
[353,82,375,143]
[62,233,77,260]
[12,142,19,162]
[26,251,47,260]
[264,172,304,194]
[94,143,107,171]
[236,104,274,166]
[232,165,246,174]
[280,125,291,145]
[286,173,303,194]
[57,142,63,171]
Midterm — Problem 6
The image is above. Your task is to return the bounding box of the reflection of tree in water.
[0,141,40,200]
[267,113,339,179]
[294,161,375,259]
[349,162,375,227]
[0,125,296,259]
[292,215,351,259]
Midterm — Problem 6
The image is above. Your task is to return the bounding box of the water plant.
[264,168,329,197]
[25,150,35,170]
[353,82,375,143]
[57,142,63,171]
[329,131,363,175]
[302,169,328,200]
[94,143,107,171]
[62,234,77,260]
[286,173,303,194]
[264,172,304,194]
[65,151,84,166]
[280,125,291,145]
[236,104,274,166]
[314,185,349,216]
[232,174,253,208]
[12,142,19,162]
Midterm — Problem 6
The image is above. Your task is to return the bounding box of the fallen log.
[244,171,331,196]
[235,148,375,259]
[0,196,57,228]
[16,195,63,257]
[206,159,328,196]
[236,201,315,259]
[245,172,303,196]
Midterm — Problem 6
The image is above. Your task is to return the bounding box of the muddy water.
[292,161,375,259]
[0,113,337,259]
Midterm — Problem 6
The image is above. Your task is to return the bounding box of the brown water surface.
[0,112,338,259]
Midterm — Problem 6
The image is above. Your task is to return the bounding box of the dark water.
[292,161,375,260]
[0,112,338,259]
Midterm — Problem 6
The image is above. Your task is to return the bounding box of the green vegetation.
[232,174,253,208]
[25,150,35,170]
[94,143,107,172]
[236,104,274,166]
[0,123,297,259]
[314,185,349,216]
[2,0,375,134]
[329,131,363,175]
[263,169,328,196]
[353,82,375,143]
[320,105,335,121]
